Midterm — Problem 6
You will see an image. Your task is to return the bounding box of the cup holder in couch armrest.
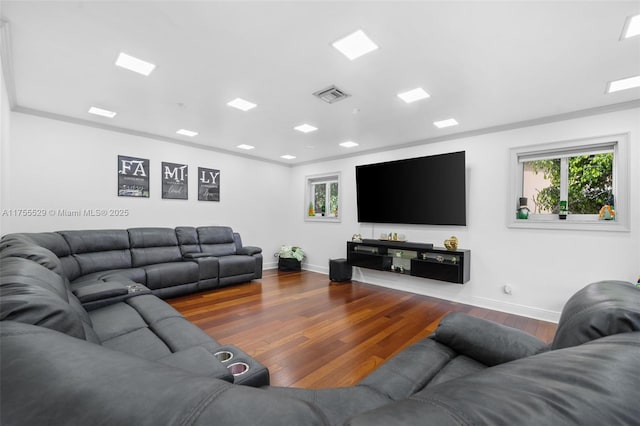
[227,362,250,376]
[214,350,234,363]
[126,284,151,295]
[213,345,270,387]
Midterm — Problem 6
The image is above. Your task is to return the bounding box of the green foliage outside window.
[530,153,613,214]
[314,183,326,213]
[330,182,339,215]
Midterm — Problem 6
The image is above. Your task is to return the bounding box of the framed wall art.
[161,162,188,200]
[117,155,149,197]
[198,167,220,201]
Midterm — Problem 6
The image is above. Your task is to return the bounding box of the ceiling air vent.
[313,85,350,104]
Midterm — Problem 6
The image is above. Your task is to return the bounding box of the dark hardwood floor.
[168,270,557,388]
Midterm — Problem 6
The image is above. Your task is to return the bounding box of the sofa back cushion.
[0,241,65,276]
[552,280,640,350]
[0,257,92,340]
[197,226,236,256]
[59,230,132,278]
[175,226,201,255]
[2,232,81,280]
[128,228,182,267]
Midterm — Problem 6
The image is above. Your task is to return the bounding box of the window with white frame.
[305,173,340,222]
[509,134,629,231]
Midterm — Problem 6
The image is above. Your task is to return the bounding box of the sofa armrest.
[433,312,547,366]
[237,246,262,256]
[73,281,128,303]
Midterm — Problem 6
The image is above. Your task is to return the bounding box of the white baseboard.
[297,263,560,323]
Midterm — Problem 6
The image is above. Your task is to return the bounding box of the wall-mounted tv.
[355,151,466,226]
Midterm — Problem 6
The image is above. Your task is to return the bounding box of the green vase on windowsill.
[559,200,568,220]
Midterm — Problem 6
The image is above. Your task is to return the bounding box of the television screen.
[356,151,466,226]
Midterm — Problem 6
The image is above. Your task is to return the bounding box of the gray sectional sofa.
[1,228,640,425]
[1,226,263,301]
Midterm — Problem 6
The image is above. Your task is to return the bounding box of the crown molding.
[12,106,288,167]
[292,99,640,167]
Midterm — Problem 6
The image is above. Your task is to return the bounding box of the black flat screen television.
[355,151,466,226]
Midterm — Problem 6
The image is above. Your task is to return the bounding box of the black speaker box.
[329,258,352,282]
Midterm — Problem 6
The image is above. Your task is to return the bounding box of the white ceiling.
[2,1,639,165]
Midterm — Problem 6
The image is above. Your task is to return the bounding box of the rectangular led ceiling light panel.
[115,52,156,76]
[88,106,117,118]
[397,87,430,103]
[176,129,198,137]
[339,141,359,148]
[237,144,255,150]
[294,124,318,133]
[332,29,379,60]
[433,118,459,128]
[227,98,257,111]
[622,14,640,39]
[607,75,640,93]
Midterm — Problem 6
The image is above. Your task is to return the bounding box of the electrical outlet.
[503,284,513,295]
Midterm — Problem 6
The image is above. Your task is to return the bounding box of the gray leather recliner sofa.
[1,226,263,300]
[1,232,639,425]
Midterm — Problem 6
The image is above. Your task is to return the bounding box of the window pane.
[329,182,339,216]
[567,153,613,214]
[522,159,560,214]
[314,183,326,214]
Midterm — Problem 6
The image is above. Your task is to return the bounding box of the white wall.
[0,59,10,234]
[290,108,640,322]
[1,112,292,268]
[2,107,638,321]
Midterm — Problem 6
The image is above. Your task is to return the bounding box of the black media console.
[346,239,470,284]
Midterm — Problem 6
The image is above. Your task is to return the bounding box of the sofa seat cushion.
[218,255,256,278]
[89,295,221,361]
[144,262,199,290]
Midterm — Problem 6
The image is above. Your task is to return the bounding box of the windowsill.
[508,217,629,232]
[305,215,341,223]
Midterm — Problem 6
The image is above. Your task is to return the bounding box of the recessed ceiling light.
[397,88,431,103]
[294,124,318,133]
[622,14,640,39]
[339,141,359,148]
[281,154,296,160]
[237,144,255,150]
[88,106,116,118]
[176,129,198,137]
[607,75,640,93]
[332,29,379,60]
[115,52,156,76]
[227,98,257,111]
[433,118,459,128]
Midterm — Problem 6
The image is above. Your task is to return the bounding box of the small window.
[305,173,340,222]
[509,134,629,231]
